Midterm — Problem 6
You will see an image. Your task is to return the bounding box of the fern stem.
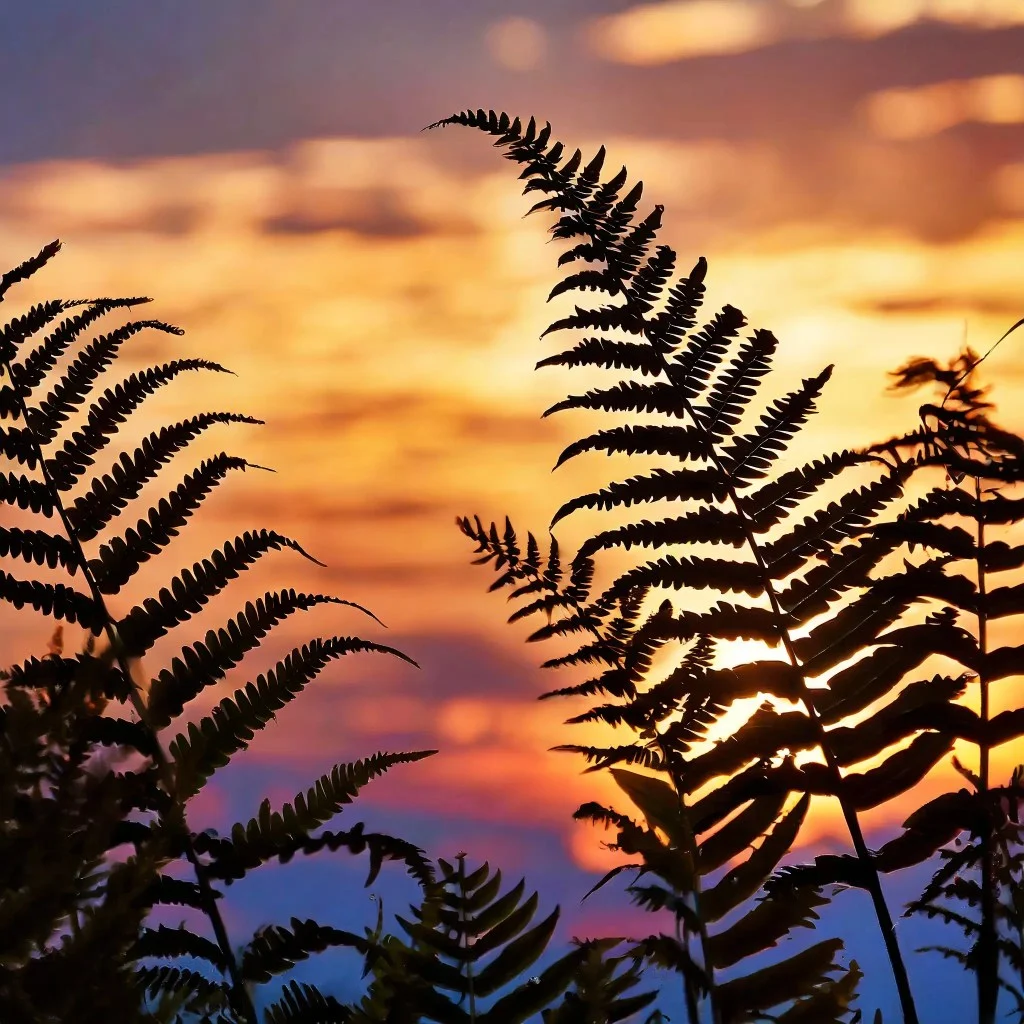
[675,911,702,1024]
[975,476,998,1024]
[456,855,478,1023]
[735,511,918,1023]
[5,355,258,1023]
[659,735,719,1024]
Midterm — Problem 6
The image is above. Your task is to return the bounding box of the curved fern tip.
[292,541,327,568]
[422,114,461,132]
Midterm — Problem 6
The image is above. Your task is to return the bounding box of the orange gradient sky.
[1,3,1023,1010]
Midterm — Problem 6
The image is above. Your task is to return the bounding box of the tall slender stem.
[975,476,997,1024]
[659,736,719,1024]
[675,911,702,1024]
[5,356,257,1022]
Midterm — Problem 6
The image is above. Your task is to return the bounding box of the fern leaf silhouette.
[0,242,434,1022]
[436,110,917,1023]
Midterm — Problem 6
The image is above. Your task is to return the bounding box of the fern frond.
[240,918,369,985]
[0,422,41,468]
[719,365,832,486]
[29,320,183,445]
[198,752,434,883]
[88,455,262,595]
[129,925,229,971]
[0,569,102,630]
[153,592,383,736]
[538,336,663,377]
[669,304,746,399]
[66,411,262,537]
[696,329,776,442]
[736,449,865,527]
[551,467,725,526]
[0,298,71,365]
[0,525,80,573]
[264,979,351,1024]
[0,239,61,303]
[170,634,407,797]
[0,471,58,517]
[13,297,149,395]
[438,111,922,1022]
[554,422,708,471]
[116,529,324,657]
[544,379,690,420]
[46,359,233,490]
[134,964,229,1009]
[362,854,586,1024]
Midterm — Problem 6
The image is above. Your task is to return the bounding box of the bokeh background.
[2,0,1024,1017]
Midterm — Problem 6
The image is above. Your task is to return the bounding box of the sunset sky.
[2,1,1024,1018]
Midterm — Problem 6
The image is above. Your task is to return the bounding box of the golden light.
[590,0,1024,62]
[844,0,927,37]
[929,0,986,20]
[993,162,1024,212]
[4,123,1024,870]
[586,0,776,65]
[948,0,1024,26]
[847,0,1024,34]
[863,80,964,140]
[864,74,1024,140]
[969,73,1024,124]
[485,16,547,72]
[436,700,494,746]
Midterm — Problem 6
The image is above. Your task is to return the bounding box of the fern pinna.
[0,242,435,1022]
[433,109,938,1023]
[852,348,1024,1024]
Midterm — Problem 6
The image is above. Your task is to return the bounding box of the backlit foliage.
[0,244,437,1022]
[352,856,655,1024]
[442,109,1024,1024]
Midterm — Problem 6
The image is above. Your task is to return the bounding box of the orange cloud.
[994,162,1024,212]
[864,74,1024,140]
[846,0,1024,37]
[485,16,547,72]
[586,1,777,64]
[586,0,1024,66]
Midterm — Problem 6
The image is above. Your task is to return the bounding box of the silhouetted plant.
[540,941,657,1024]
[766,345,1024,1024]
[434,109,945,1023]
[351,855,654,1024]
[855,346,1024,1024]
[0,625,161,1023]
[0,242,437,1022]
